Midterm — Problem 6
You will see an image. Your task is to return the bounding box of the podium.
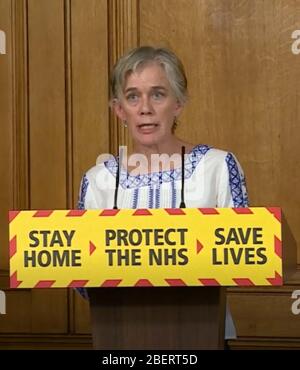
[86,210,295,350]
[88,286,226,350]
[9,207,295,350]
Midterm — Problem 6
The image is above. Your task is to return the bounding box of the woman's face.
[114,63,183,147]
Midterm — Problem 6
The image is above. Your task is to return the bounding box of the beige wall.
[0,0,299,349]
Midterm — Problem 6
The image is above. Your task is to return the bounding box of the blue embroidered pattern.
[148,187,154,208]
[77,174,89,210]
[104,144,211,189]
[132,188,139,208]
[225,153,248,207]
[76,175,89,300]
[241,176,249,206]
[155,185,160,208]
[171,178,176,208]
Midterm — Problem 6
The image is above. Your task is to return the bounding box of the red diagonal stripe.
[199,278,220,286]
[99,209,120,216]
[266,207,281,222]
[101,279,122,287]
[89,241,96,255]
[10,271,22,288]
[9,211,21,223]
[232,208,253,214]
[233,278,254,286]
[135,279,153,286]
[33,210,53,217]
[274,235,282,258]
[66,210,86,217]
[133,209,153,216]
[165,208,186,215]
[35,280,55,288]
[198,208,219,215]
[9,235,17,258]
[266,271,282,286]
[165,279,186,286]
[196,240,203,254]
[68,280,88,288]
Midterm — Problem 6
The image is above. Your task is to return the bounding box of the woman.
[78,46,248,211]
[77,46,248,339]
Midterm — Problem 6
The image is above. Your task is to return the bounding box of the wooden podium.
[88,286,226,350]
[86,211,295,350]
[9,207,293,350]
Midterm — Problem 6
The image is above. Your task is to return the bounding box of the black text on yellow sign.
[23,226,269,268]
[104,228,189,266]
[25,230,81,267]
[9,208,282,287]
[212,227,267,265]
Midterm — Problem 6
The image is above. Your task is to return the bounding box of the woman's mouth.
[137,123,159,133]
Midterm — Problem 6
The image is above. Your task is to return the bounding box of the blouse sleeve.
[78,172,101,209]
[77,175,88,210]
[217,152,249,208]
[75,174,91,300]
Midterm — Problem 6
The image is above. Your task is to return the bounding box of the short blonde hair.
[110,46,188,104]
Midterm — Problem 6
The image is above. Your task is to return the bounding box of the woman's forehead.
[124,63,170,89]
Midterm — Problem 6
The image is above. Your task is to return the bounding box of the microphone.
[113,147,122,209]
[179,146,186,208]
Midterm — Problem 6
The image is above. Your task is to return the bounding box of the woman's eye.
[126,94,138,101]
[152,91,164,99]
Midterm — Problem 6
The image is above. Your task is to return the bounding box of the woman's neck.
[125,137,195,175]
[133,136,188,156]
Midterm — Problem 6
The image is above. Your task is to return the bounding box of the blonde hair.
[110,46,188,104]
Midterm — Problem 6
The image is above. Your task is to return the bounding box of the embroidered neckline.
[104,144,212,189]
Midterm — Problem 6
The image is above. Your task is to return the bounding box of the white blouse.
[78,144,248,211]
[77,144,249,340]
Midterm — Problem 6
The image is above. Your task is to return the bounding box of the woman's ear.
[174,99,184,118]
[112,99,127,121]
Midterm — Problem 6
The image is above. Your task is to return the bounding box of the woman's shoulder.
[190,145,243,172]
[83,154,117,181]
[191,144,230,159]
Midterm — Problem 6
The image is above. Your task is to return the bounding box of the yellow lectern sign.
[9,207,282,288]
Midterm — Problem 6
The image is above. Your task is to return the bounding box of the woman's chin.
[134,134,161,147]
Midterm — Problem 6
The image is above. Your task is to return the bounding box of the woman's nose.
[139,96,153,115]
